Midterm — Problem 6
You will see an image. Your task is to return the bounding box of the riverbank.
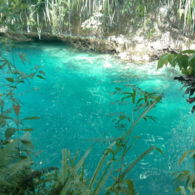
[0,28,194,64]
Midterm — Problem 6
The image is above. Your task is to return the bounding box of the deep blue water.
[1,42,195,195]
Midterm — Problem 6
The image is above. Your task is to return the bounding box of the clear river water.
[1,41,195,195]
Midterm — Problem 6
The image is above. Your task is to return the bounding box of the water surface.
[1,42,195,195]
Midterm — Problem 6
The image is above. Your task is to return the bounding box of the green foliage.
[51,0,69,35]
[1,0,195,38]
[136,0,146,17]
[121,1,133,14]
[171,149,195,195]
[47,85,163,195]
[0,0,70,38]
[0,38,50,195]
[158,50,195,194]
[145,27,156,39]
[100,85,164,194]
[111,85,163,125]
[178,0,195,32]
[81,5,104,38]
[157,50,195,76]
[157,50,195,113]
[1,0,195,40]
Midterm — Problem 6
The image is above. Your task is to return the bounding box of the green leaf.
[155,147,164,157]
[167,54,176,63]
[177,55,189,70]
[81,162,85,182]
[72,149,80,166]
[190,173,195,186]
[104,148,115,155]
[123,143,134,156]
[19,52,30,65]
[189,151,195,159]
[136,97,144,106]
[37,75,45,80]
[20,140,34,150]
[89,141,116,191]
[60,144,93,194]
[0,116,12,120]
[22,128,34,131]
[179,150,195,165]
[22,117,41,120]
[190,60,195,72]
[145,115,157,122]
[115,87,121,90]
[131,98,157,129]
[119,146,156,181]
[127,117,131,122]
[178,186,187,195]
[144,96,149,105]
[59,149,67,183]
[93,160,119,195]
[132,89,136,104]
[5,127,17,140]
[20,155,28,160]
[119,115,126,120]
[39,70,46,76]
[116,137,124,147]
[28,73,35,79]
[180,50,195,54]
[188,53,195,63]
[182,171,190,175]
[161,53,170,60]
[185,177,190,189]
[5,77,14,82]
[156,53,169,70]
[127,179,136,194]
[61,134,108,195]
[187,186,195,193]
[13,103,20,117]
[122,95,131,101]
[175,186,181,193]
[170,55,181,67]
[33,150,43,158]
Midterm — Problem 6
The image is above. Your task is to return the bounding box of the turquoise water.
[1,42,195,194]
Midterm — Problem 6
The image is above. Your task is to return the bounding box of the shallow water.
[1,41,195,194]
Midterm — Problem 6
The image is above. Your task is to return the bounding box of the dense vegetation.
[157,50,195,195]
[1,0,195,195]
[1,0,195,38]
